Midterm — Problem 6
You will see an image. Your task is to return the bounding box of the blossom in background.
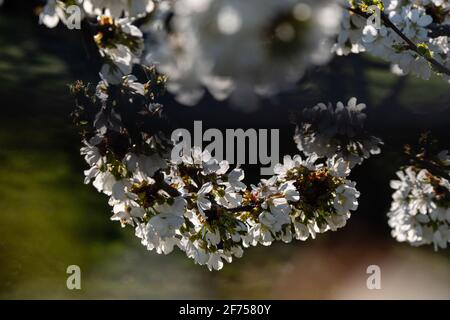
[145,0,341,109]
[83,0,155,18]
[388,165,450,251]
[293,97,383,167]
[37,0,450,85]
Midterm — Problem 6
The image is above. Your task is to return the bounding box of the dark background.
[0,0,449,299]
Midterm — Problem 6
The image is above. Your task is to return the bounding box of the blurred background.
[0,1,449,299]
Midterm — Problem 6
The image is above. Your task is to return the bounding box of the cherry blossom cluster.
[71,74,364,270]
[293,97,383,168]
[334,0,450,81]
[388,149,450,251]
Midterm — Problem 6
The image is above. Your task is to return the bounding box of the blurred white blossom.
[294,97,383,167]
[145,0,341,109]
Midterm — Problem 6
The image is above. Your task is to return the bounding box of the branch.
[345,6,450,77]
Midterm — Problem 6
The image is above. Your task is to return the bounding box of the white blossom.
[83,0,155,18]
[388,166,450,251]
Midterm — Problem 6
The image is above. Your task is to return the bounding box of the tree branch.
[345,6,450,77]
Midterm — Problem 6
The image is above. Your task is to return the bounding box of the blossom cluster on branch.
[334,0,450,81]
[72,75,364,270]
[388,140,450,251]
